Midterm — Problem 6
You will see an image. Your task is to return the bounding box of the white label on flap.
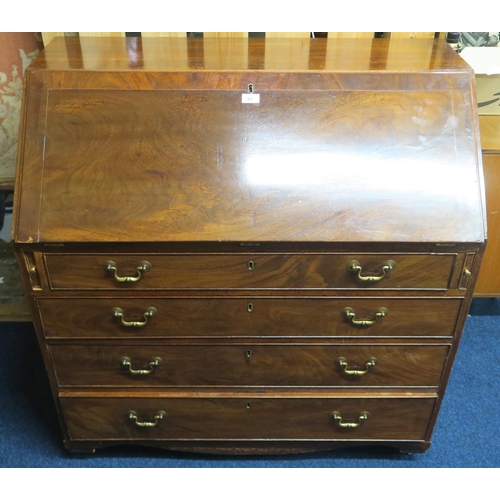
[242,94,260,104]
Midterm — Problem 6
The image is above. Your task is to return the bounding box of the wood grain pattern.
[30,85,482,244]
[204,32,248,38]
[479,116,500,154]
[141,33,187,38]
[266,32,310,38]
[328,33,375,38]
[27,36,472,73]
[78,32,126,37]
[38,297,462,339]
[43,253,457,290]
[474,155,500,294]
[13,37,484,454]
[473,116,500,295]
[389,32,436,39]
[60,396,436,441]
[50,344,449,388]
[41,32,64,46]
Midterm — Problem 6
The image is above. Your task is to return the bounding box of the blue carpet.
[1,298,499,467]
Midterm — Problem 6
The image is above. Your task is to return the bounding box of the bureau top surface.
[30,36,471,73]
[14,37,486,245]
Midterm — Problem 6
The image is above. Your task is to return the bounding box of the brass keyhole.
[246,402,251,409]
[248,261,255,271]
[246,350,253,358]
[247,303,254,313]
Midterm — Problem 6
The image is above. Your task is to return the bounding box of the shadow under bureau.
[13,36,486,455]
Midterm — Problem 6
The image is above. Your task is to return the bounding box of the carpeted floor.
[0,298,499,468]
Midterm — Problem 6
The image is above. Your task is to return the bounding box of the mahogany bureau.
[13,36,486,454]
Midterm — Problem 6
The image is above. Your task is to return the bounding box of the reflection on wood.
[79,32,126,37]
[265,36,310,70]
[41,32,64,46]
[141,37,188,70]
[142,32,187,38]
[475,156,500,295]
[328,32,375,38]
[204,32,248,38]
[78,36,129,70]
[390,32,436,39]
[266,32,310,38]
[203,37,248,70]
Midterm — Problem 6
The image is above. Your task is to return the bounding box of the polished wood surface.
[61,396,436,441]
[474,155,500,294]
[328,33,375,38]
[474,115,500,295]
[41,32,64,46]
[141,32,187,38]
[32,36,468,72]
[389,33,436,39]
[13,37,485,455]
[479,115,500,154]
[32,87,479,243]
[15,39,483,245]
[38,297,462,339]
[43,253,456,290]
[50,344,449,388]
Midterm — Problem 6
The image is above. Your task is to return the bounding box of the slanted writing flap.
[29,87,483,243]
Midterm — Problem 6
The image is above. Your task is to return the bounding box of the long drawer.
[50,344,449,388]
[60,396,436,441]
[43,253,456,290]
[38,297,461,339]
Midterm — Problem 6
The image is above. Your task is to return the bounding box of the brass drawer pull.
[332,411,369,428]
[128,410,167,428]
[346,260,396,282]
[102,260,152,282]
[336,357,377,376]
[341,306,388,326]
[120,356,162,375]
[111,306,157,327]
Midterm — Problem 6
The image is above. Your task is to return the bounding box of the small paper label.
[242,94,260,104]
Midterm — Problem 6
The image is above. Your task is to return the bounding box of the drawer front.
[43,253,456,290]
[61,396,436,441]
[50,344,449,388]
[39,297,462,339]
